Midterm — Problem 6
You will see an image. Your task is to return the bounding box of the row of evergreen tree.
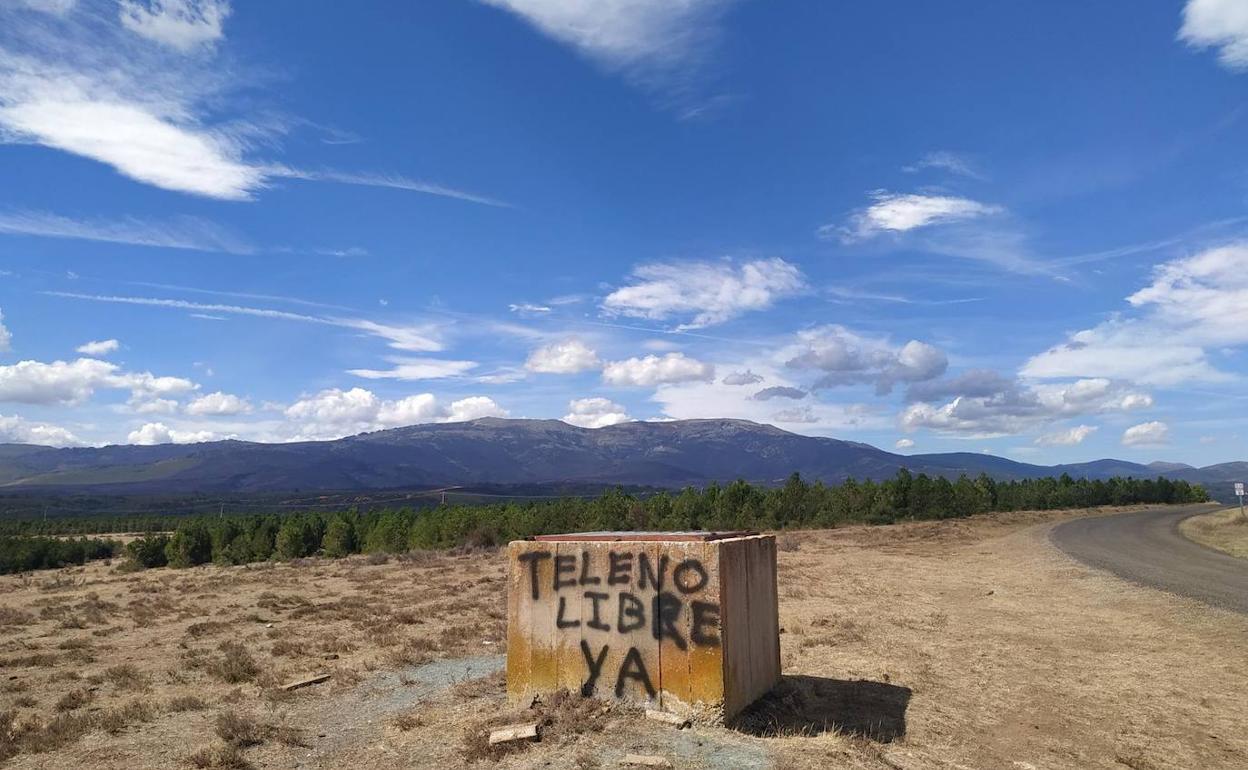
[0,535,120,574]
[0,472,1208,573]
[120,472,1206,570]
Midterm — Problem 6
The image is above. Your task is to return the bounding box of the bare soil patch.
[1181,507,1248,559]
[1,505,1245,769]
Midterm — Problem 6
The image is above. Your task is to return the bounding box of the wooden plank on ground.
[488,722,539,745]
[281,673,330,691]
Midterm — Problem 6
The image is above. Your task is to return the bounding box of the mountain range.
[0,418,1242,502]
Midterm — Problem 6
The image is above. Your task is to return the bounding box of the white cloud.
[602,258,805,330]
[118,0,229,52]
[1125,243,1248,347]
[0,309,10,352]
[283,387,507,440]
[0,413,80,446]
[127,421,217,445]
[563,397,630,428]
[1023,243,1248,386]
[76,338,119,356]
[895,438,915,449]
[479,0,734,85]
[834,192,1002,240]
[1035,424,1098,446]
[1122,421,1169,447]
[602,352,714,387]
[785,325,947,395]
[0,210,254,253]
[348,357,477,381]
[1180,0,1248,71]
[0,357,195,405]
[129,395,178,414]
[445,395,508,422]
[525,338,600,374]
[901,377,1150,437]
[185,390,250,416]
[0,56,263,200]
[286,387,384,434]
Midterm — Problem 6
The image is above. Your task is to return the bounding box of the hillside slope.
[0,418,1238,499]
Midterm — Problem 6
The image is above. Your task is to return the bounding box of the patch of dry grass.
[1180,507,1248,558]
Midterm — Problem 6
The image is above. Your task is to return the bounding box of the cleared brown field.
[1,504,1245,769]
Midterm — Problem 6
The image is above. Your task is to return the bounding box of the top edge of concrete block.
[528,530,760,543]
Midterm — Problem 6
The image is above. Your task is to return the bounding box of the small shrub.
[186,621,227,638]
[167,695,208,712]
[214,711,268,748]
[188,743,253,769]
[104,664,149,692]
[207,642,259,684]
[54,689,93,712]
[0,607,33,627]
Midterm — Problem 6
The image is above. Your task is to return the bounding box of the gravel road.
[1051,504,1248,614]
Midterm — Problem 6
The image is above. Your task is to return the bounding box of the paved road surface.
[1051,504,1248,615]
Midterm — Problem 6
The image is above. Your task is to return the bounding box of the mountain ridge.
[0,418,1240,501]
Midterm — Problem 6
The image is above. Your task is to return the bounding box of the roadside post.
[1236,482,1245,521]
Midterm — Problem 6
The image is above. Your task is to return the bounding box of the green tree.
[165,523,212,568]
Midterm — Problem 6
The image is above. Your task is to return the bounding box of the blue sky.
[1,0,1247,466]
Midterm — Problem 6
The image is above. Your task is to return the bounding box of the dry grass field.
[1181,507,1248,559]
[2,504,1246,769]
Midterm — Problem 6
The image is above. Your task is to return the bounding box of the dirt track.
[1051,504,1248,614]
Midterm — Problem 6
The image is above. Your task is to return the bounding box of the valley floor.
[1,504,1245,769]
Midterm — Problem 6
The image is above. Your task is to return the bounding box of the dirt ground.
[1181,507,1248,559]
[2,504,1246,769]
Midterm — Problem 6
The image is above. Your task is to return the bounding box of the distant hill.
[0,418,1240,501]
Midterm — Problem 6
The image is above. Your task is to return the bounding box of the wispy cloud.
[824,191,1061,277]
[832,191,1004,241]
[118,0,229,53]
[266,167,512,208]
[43,291,445,352]
[0,2,501,204]
[825,285,984,306]
[1023,242,1248,386]
[479,0,738,104]
[347,357,477,381]
[119,280,355,312]
[901,151,985,180]
[0,209,255,253]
